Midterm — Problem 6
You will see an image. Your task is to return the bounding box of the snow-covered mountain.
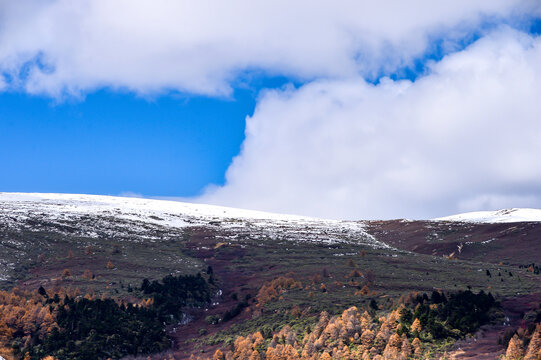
[435,208,541,223]
[0,192,384,246]
[0,192,392,284]
[0,192,315,225]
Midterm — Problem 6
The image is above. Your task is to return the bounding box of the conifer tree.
[505,334,524,360]
[411,318,422,334]
[401,333,412,358]
[525,324,541,360]
[412,337,422,357]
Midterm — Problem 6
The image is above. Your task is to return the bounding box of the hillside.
[364,217,541,265]
[0,193,539,360]
[435,208,541,223]
[0,193,384,288]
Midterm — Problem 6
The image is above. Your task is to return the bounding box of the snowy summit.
[434,208,541,223]
[0,192,384,247]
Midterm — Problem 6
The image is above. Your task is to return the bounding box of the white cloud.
[0,0,539,96]
[2,2,541,219]
[199,28,541,219]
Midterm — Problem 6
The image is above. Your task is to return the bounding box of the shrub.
[82,269,93,280]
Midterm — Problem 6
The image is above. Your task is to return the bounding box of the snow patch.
[434,208,541,223]
[0,192,388,248]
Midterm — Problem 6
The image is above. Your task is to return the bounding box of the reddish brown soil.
[166,227,273,359]
[365,220,541,264]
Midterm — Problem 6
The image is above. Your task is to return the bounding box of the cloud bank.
[0,0,539,96]
[200,29,541,219]
[2,1,541,219]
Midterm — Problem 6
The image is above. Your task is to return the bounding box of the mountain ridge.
[4,192,541,224]
[435,208,541,223]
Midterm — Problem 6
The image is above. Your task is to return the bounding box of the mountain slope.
[435,208,541,223]
[0,193,539,359]
[0,192,386,288]
[0,192,380,244]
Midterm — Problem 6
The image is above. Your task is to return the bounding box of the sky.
[1,1,541,220]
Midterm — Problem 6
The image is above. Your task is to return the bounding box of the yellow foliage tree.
[411,337,422,357]
[256,277,302,306]
[196,301,434,360]
[411,318,422,333]
[505,334,524,360]
[320,351,332,360]
[82,269,93,280]
[212,349,224,360]
[401,333,412,358]
[61,269,72,278]
[525,324,541,360]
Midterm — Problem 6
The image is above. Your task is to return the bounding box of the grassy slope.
[0,216,539,358]
[0,218,203,297]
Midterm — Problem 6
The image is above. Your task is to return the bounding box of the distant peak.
[434,208,541,223]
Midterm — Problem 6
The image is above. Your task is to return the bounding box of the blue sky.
[0,74,300,196]
[1,1,541,219]
[1,85,253,197]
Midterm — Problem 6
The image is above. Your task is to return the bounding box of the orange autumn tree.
[212,349,225,360]
[82,269,93,280]
[525,324,541,360]
[503,323,541,360]
[0,288,58,357]
[193,306,431,360]
[256,277,302,306]
[504,334,524,360]
[410,318,422,334]
[411,337,422,357]
[61,269,72,278]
